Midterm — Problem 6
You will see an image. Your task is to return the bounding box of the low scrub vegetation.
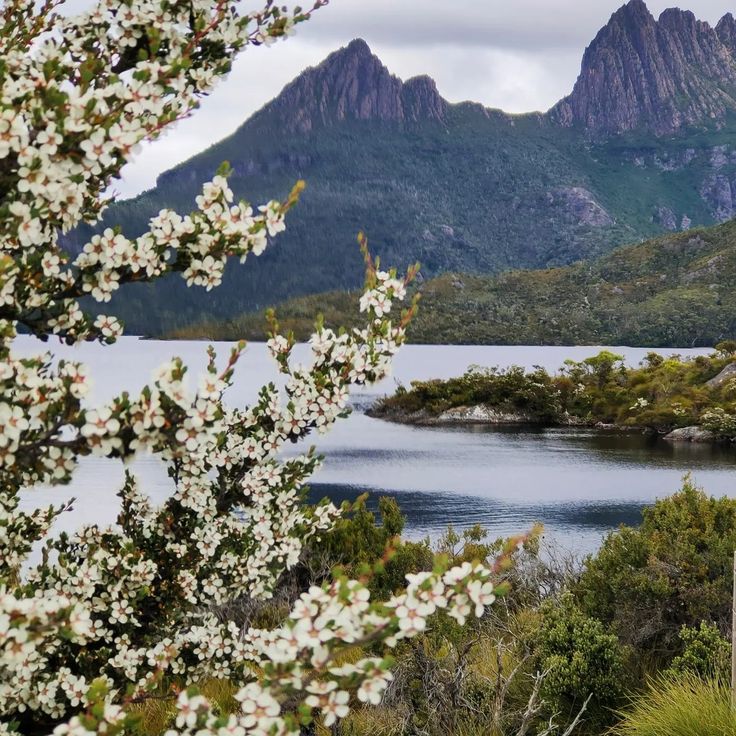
[131,481,736,735]
[168,219,736,348]
[371,346,736,437]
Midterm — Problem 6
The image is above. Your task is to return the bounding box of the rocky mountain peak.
[614,0,654,24]
[254,38,446,134]
[550,1,736,137]
[342,37,371,58]
[716,13,736,54]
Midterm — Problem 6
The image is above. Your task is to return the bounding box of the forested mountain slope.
[67,1,736,334]
[174,219,736,348]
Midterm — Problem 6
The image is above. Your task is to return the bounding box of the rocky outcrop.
[436,405,538,424]
[550,0,736,137]
[654,206,677,231]
[254,39,446,133]
[700,172,736,220]
[546,187,614,227]
[401,75,447,123]
[663,426,717,442]
[706,362,736,388]
[617,141,736,225]
[367,404,542,426]
[716,13,736,55]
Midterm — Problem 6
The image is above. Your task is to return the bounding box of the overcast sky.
[112,0,736,198]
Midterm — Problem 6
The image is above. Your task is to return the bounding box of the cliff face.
[716,13,736,55]
[551,0,736,136]
[254,39,446,133]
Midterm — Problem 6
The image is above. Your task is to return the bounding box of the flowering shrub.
[0,1,500,734]
[700,407,736,438]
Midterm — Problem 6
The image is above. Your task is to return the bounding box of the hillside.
[169,219,736,348]
[67,1,736,334]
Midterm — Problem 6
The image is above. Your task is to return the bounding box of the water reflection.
[14,338,736,555]
[308,484,647,554]
[306,423,736,554]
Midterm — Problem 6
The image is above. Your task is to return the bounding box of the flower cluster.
[0,0,324,345]
[0,1,501,734]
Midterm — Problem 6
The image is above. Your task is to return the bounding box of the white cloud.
[115,0,736,197]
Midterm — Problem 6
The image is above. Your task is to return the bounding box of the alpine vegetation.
[0,2,498,735]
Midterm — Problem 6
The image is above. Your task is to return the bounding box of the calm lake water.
[15,338,736,555]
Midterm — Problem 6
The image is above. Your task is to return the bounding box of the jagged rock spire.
[551,0,736,136]
[254,38,446,133]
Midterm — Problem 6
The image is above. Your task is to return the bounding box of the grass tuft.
[613,674,736,736]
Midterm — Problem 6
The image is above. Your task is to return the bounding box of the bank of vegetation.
[134,481,736,736]
[168,219,736,348]
[369,346,736,441]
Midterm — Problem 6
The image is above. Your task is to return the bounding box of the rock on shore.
[706,362,736,389]
[367,403,543,426]
[436,405,539,424]
[663,426,717,442]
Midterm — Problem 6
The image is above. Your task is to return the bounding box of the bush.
[700,407,736,438]
[534,594,628,730]
[576,478,736,663]
[715,340,736,356]
[664,622,731,681]
[312,495,434,600]
[613,674,736,736]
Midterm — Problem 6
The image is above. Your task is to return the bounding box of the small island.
[369,345,736,443]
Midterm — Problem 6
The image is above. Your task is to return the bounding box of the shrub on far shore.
[372,349,736,434]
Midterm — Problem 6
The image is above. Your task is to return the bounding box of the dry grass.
[130,679,238,736]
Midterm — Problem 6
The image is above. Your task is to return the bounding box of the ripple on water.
[14,338,736,555]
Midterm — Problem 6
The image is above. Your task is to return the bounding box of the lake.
[15,338,736,555]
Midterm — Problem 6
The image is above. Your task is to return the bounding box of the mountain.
[254,38,447,133]
[71,1,736,334]
[172,218,736,349]
[552,1,736,136]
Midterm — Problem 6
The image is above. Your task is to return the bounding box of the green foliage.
[311,495,434,601]
[534,594,628,730]
[700,407,736,438]
[613,674,736,736]
[171,218,736,347]
[125,486,736,736]
[577,479,736,662]
[664,622,731,681]
[715,339,736,356]
[372,364,565,422]
[305,521,590,736]
[436,524,510,567]
[581,350,626,387]
[371,349,736,435]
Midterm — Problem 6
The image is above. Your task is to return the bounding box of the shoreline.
[367,403,728,444]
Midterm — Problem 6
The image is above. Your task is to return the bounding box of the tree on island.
[0,1,500,734]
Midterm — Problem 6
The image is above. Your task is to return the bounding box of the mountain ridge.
[79,1,736,335]
[238,0,736,140]
[248,38,447,134]
[552,1,736,136]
